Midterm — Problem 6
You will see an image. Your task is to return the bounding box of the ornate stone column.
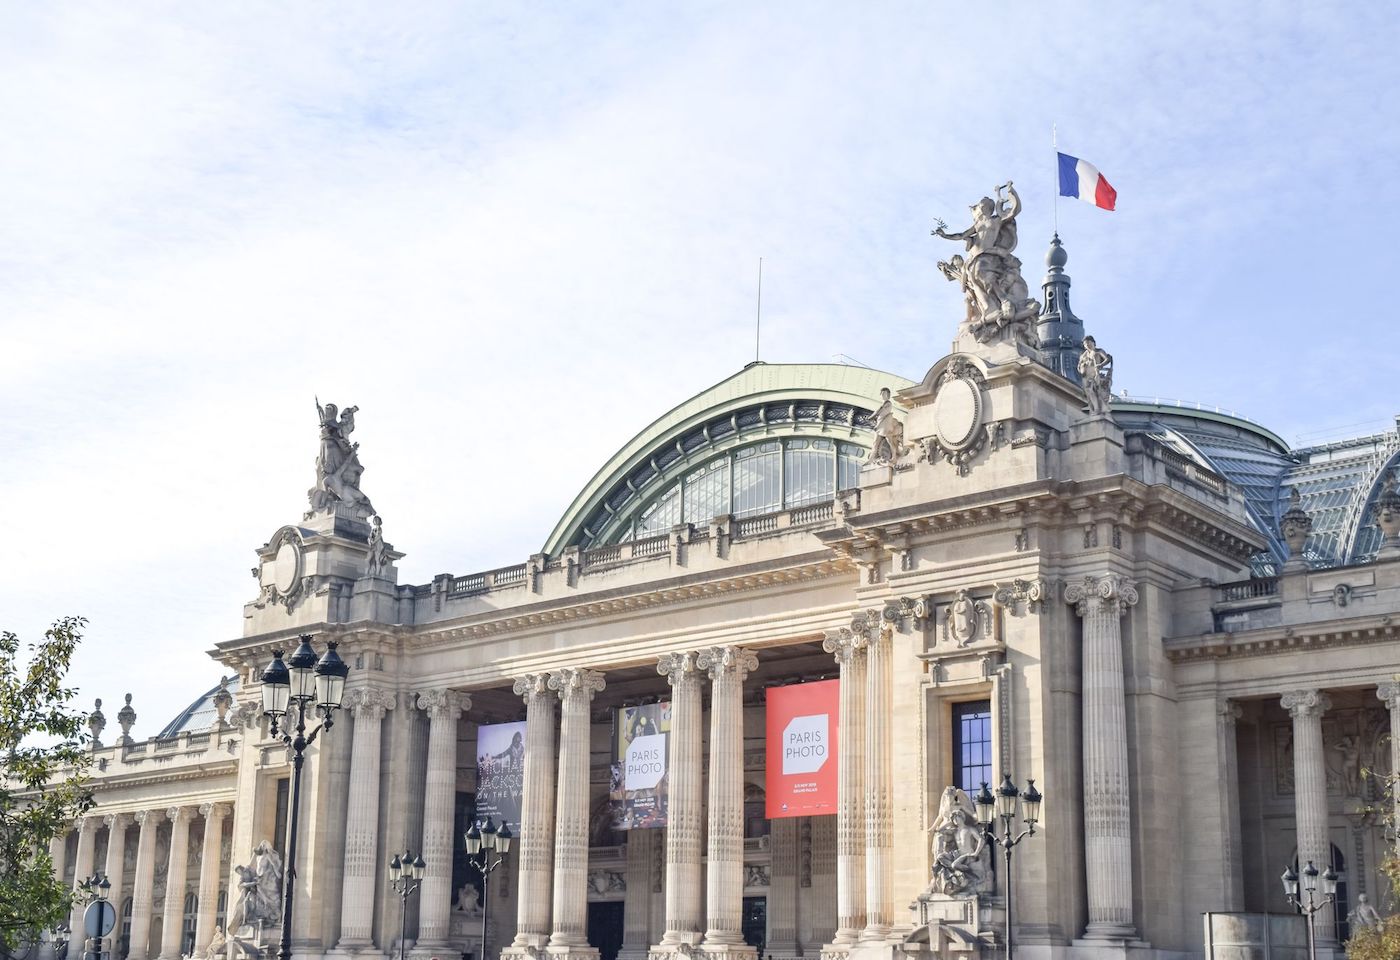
[654,652,704,953]
[698,645,758,959]
[41,830,68,960]
[336,688,397,950]
[509,674,558,952]
[69,817,99,938]
[821,628,866,951]
[547,667,606,959]
[620,828,656,960]
[158,806,195,960]
[1282,689,1335,946]
[127,809,165,960]
[194,803,231,957]
[1065,574,1138,940]
[861,613,893,942]
[415,689,470,951]
[1379,680,1400,828]
[1217,702,1245,910]
[766,818,799,959]
[103,813,132,936]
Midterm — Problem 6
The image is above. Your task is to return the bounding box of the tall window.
[119,898,133,959]
[783,439,834,508]
[273,777,290,859]
[182,894,198,956]
[951,700,992,792]
[732,443,782,517]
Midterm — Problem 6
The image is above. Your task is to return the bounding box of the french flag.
[1058,152,1116,211]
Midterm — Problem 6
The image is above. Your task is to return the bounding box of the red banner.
[765,679,839,818]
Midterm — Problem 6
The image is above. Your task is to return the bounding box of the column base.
[648,934,703,960]
[410,942,452,960]
[545,946,600,960]
[1069,936,1152,958]
[699,945,756,960]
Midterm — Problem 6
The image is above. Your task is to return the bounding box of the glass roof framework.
[1283,434,1400,567]
[580,399,877,547]
[157,675,242,739]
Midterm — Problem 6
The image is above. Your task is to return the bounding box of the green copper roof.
[543,362,913,554]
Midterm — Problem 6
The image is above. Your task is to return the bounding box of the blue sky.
[3,1,1398,731]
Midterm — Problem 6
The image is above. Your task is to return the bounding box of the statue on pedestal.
[865,387,909,465]
[307,399,375,519]
[927,787,989,896]
[365,515,389,576]
[228,840,284,957]
[1077,335,1114,416]
[933,182,1039,344]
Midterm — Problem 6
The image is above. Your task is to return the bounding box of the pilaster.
[1065,574,1139,942]
[860,612,893,943]
[821,628,866,954]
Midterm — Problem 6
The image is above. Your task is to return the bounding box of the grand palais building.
[37,198,1400,960]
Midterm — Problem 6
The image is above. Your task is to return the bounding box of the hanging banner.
[475,720,527,828]
[765,679,839,818]
[609,702,672,829]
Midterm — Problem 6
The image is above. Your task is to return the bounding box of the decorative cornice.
[1164,616,1400,663]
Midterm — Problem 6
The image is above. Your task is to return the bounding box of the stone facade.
[42,233,1400,960]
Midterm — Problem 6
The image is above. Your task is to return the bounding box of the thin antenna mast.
[1053,124,1060,235]
[754,257,764,363]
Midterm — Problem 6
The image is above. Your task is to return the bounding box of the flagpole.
[1053,124,1059,236]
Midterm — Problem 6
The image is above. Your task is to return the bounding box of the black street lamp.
[75,873,112,960]
[1282,860,1338,960]
[388,850,426,960]
[259,635,349,960]
[463,818,512,960]
[975,774,1043,960]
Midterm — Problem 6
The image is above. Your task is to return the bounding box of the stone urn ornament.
[1280,488,1313,571]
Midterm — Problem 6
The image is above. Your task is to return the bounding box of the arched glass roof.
[543,362,914,553]
[157,675,240,739]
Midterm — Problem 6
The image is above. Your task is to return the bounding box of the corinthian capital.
[344,687,397,718]
[821,627,866,665]
[1064,574,1139,616]
[513,673,554,705]
[134,809,166,827]
[103,812,132,832]
[1281,689,1332,720]
[167,805,196,825]
[1378,679,1400,712]
[695,645,758,682]
[417,689,471,720]
[657,652,701,687]
[548,668,606,702]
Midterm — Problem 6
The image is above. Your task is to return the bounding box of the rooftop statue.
[1077,335,1114,416]
[933,182,1039,344]
[307,399,375,519]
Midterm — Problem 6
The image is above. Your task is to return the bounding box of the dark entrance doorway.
[586,902,624,960]
[742,897,767,956]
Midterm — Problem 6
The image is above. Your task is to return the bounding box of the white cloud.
[3,1,1398,731]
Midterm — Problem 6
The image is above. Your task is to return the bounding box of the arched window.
[119,898,133,960]
[182,894,198,956]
